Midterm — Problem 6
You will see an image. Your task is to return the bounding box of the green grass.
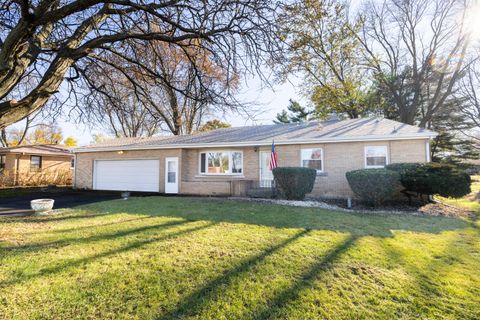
[1,197,479,319]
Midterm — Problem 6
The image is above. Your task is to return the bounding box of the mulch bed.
[417,202,476,219]
[321,198,476,219]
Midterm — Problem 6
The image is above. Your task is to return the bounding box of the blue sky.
[57,75,307,146]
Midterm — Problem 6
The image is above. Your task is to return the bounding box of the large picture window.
[30,155,42,172]
[365,146,388,168]
[301,149,323,173]
[199,151,243,175]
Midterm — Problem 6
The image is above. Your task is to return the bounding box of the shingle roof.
[75,118,437,153]
[0,144,73,156]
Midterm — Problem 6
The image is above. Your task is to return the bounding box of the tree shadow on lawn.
[378,233,480,319]
[80,197,472,238]
[157,232,357,320]
[253,235,358,320]
[1,218,185,252]
[0,221,215,288]
[0,212,113,224]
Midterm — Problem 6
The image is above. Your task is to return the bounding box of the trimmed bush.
[387,162,471,198]
[385,163,422,174]
[272,167,317,200]
[346,169,402,206]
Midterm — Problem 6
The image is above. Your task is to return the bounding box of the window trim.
[30,155,42,172]
[300,148,324,173]
[364,145,389,168]
[198,150,244,176]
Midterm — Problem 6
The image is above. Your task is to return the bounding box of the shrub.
[0,168,72,187]
[385,163,422,174]
[272,167,317,200]
[387,162,471,198]
[346,169,402,206]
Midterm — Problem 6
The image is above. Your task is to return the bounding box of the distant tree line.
[274,0,480,163]
[0,0,478,164]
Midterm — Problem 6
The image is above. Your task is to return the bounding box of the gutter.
[74,133,438,153]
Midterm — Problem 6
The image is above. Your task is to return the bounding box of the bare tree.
[357,0,470,127]
[0,111,42,147]
[458,55,480,140]
[85,66,162,137]
[0,0,280,129]
[276,0,371,119]
[83,37,239,136]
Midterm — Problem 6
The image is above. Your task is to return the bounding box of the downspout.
[426,139,431,162]
[73,153,77,189]
[14,153,24,186]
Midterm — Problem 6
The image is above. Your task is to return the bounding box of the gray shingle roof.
[75,118,437,152]
[0,144,72,156]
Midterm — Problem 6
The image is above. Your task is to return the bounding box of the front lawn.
[1,197,479,319]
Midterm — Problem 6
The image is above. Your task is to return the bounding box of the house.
[73,118,437,198]
[0,144,74,186]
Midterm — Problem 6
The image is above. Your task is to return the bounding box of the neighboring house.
[0,144,74,186]
[74,118,437,198]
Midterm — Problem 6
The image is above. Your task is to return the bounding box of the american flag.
[269,140,278,170]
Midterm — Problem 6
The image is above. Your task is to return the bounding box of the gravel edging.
[229,197,428,216]
[227,197,474,218]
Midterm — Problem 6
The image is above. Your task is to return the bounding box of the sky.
[7,0,368,146]
[54,75,308,146]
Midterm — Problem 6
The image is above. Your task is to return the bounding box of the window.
[167,161,176,183]
[71,158,75,169]
[365,146,388,168]
[301,148,323,173]
[199,151,243,175]
[30,156,42,172]
[0,155,5,171]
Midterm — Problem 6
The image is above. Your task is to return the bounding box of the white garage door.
[94,160,160,192]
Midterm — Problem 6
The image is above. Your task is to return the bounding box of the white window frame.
[364,146,389,168]
[198,150,244,176]
[300,148,324,173]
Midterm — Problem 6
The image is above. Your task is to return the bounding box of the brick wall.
[75,138,429,198]
[0,154,72,186]
[74,149,182,192]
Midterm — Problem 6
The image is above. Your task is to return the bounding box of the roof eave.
[0,150,72,156]
[74,132,437,153]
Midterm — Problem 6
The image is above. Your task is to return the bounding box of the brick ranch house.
[0,144,74,186]
[73,118,437,198]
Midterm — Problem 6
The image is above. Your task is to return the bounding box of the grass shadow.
[0,212,113,224]
[378,232,480,318]
[1,218,186,252]
[0,221,215,288]
[80,197,472,237]
[253,235,358,319]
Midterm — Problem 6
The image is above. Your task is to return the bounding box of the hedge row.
[346,163,471,206]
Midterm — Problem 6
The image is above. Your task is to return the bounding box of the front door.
[259,151,274,187]
[165,157,179,194]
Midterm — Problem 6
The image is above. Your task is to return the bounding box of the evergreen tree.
[274,100,313,124]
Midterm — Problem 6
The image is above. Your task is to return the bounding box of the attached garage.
[93,159,160,192]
